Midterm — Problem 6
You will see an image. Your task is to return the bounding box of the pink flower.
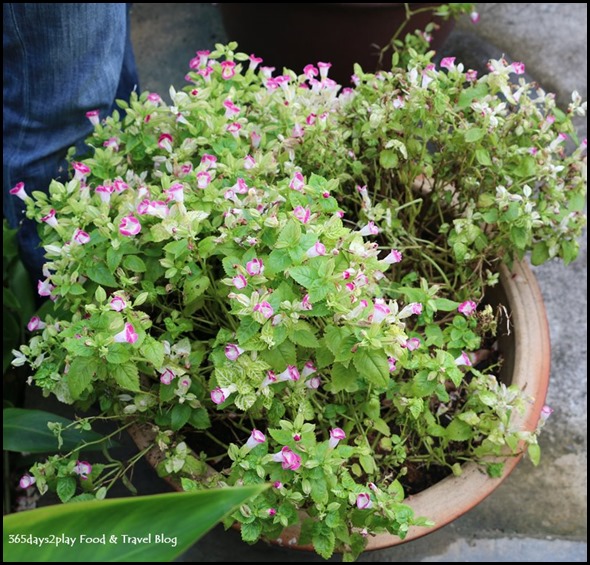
[245,429,266,450]
[198,66,214,82]
[250,130,262,148]
[246,258,264,276]
[356,493,373,510]
[371,299,391,324]
[196,171,211,189]
[359,221,379,237]
[458,300,477,316]
[72,228,90,245]
[440,57,456,70]
[455,352,473,367]
[244,155,256,170]
[225,343,245,361]
[317,61,332,79]
[211,385,236,405]
[9,182,28,201]
[511,62,526,75]
[404,337,421,351]
[293,206,311,224]
[305,376,321,389]
[220,60,237,80]
[277,365,300,382]
[388,357,397,372]
[160,368,175,385]
[119,215,141,237]
[223,99,241,119]
[470,11,480,24]
[301,361,317,378]
[273,446,302,471]
[96,184,114,203]
[112,179,128,193]
[19,474,36,489]
[293,433,301,442]
[306,242,326,258]
[233,178,248,194]
[261,370,277,388]
[289,171,305,191]
[232,275,248,290]
[540,405,554,421]
[227,122,242,138]
[306,113,317,126]
[41,209,58,228]
[303,64,318,80]
[300,294,312,311]
[249,54,263,71]
[85,109,100,126]
[200,154,217,170]
[37,279,55,297]
[292,124,305,138]
[466,69,478,82]
[268,508,277,517]
[147,92,162,104]
[273,481,283,489]
[410,303,423,315]
[158,133,173,152]
[382,249,402,265]
[164,183,184,203]
[329,428,346,449]
[110,296,127,312]
[27,316,46,332]
[74,461,93,480]
[254,301,274,319]
[72,161,91,182]
[103,137,120,151]
[113,323,138,344]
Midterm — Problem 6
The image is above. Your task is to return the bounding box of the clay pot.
[218,3,455,85]
[129,259,550,551]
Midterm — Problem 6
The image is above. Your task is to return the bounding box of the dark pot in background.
[218,3,454,85]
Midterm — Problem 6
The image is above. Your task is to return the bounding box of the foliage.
[10,36,585,560]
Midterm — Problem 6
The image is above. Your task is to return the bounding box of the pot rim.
[128,259,551,552]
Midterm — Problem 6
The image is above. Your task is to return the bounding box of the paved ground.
[128,3,587,562]
[21,4,586,563]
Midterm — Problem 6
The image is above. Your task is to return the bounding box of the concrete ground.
[128,3,587,562]
[23,4,585,563]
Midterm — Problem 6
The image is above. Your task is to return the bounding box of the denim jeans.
[3,3,138,280]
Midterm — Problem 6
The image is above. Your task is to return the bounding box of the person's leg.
[3,3,139,279]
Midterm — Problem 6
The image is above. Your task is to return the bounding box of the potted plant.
[12,42,586,561]
[218,3,478,84]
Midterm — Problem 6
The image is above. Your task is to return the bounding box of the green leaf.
[3,408,105,453]
[171,404,192,431]
[106,247,123,272]
[330,363,359,393]
[445,419,473,442]
[464,128,485,143]
[87,264,117,288]
[353,349,389,388]
[510,225,529,250]
[106,343,131,364]
[289,326,319,348]
[261,340,296,370]
[3,486,268,562]
[312,521,336,560]
[513,155,536,178]
[241,520,262,543]
[189,408,211,430]
[324,325,356,363]
[56,477,77,503]
[123,255,147,273]
[531,241,550,266]
[431,298,460,312]
[236,317,261,345]
[111,363,140,392]
[528,443,541,466]
[379,149,398,169]
[267,249,292,274]
[275,220,301,249]
[288,266,317,289]
[67,357,98,399]
[475,148,492,166]
[140,338,165,368]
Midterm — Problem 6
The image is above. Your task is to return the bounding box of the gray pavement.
[126,3,585,562]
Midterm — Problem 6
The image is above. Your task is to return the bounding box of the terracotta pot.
[218,3,454,85]
[129,259,550,551]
